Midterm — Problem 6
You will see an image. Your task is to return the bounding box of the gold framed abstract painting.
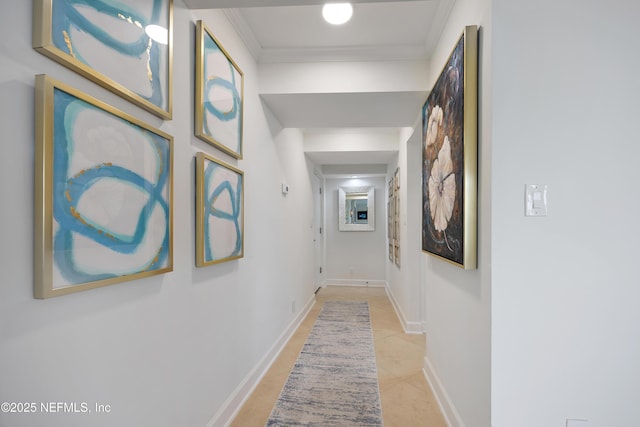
[34,75,174,298]
[195,20,244,159]
[195,152,244,267]
[421,25,478,269]
[33,0,174,119]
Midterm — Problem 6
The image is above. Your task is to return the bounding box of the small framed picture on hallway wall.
[195,20,244,159]
[421,25,478,270]
[195,152,244,267]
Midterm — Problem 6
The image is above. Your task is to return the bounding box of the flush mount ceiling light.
[145,24,168,45]
[322,3,353,25]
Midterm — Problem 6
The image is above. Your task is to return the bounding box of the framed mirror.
[338,186,375,231]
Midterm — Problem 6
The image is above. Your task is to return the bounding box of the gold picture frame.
[34,74,174,298]
[195,20,244,159]
[33,0,174,119]
[195,152,244,267]
[421,25,478,269]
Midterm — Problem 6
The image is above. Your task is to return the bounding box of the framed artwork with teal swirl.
[34,75,174,299]
[195,153,244,267]
[421,26,478,270]
[33,0,173,119]
[195,20,244,159]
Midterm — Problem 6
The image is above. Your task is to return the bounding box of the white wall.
[421,0,492,425]
[0,3,316,427]
[324,177,387,284]
[386,126,424,332]
[303,128,400,154]
[259,60,429,94]
[491,0,640,425]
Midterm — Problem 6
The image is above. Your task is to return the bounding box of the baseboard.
[323,279,387,288]
[423,356,465,427]
[205,293,316,427]
[385,287,423,334]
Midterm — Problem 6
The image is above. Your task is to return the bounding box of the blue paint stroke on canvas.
[203,162,242,262]
[51,0,166,109]
[52,88,170,285]
[203,33,242,153]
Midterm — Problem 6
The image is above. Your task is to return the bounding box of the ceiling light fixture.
[322,3,353,25]
[145,24,168,45]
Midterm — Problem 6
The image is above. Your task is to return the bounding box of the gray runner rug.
[266,301,383,426]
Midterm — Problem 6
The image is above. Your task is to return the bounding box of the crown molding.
[258,44,429,63]
[186,0,425,8]
[423,0,455,55]
[223,9,262,61]
[224,9,429,63]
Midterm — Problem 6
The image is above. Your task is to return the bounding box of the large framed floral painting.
[421,25,478,269]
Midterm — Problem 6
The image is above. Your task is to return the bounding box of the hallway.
[230,286,446,426]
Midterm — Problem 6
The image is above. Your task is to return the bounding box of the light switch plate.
[525,184,548,216]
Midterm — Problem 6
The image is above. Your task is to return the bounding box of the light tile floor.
[230,286,447,426]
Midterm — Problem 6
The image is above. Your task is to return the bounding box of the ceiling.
[184,0,454,168]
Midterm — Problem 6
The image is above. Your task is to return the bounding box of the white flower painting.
[425,105,443,148]
[428,136,456,233]
[421,26,478,269]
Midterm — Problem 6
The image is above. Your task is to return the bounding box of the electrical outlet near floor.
[566,419,589,427]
